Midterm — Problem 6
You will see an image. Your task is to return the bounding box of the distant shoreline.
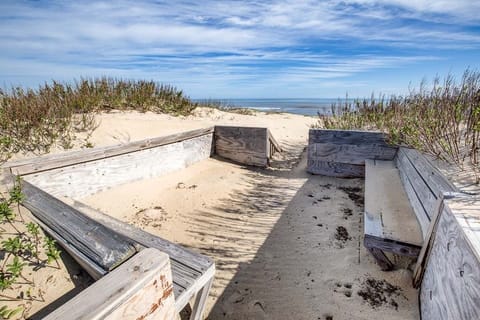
[194,98,342,116]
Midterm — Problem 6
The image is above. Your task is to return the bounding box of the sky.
[1,0,479,99]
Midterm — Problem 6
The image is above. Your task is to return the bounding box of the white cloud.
[0,0,478,97]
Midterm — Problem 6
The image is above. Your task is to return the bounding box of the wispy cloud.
[0,0,478,97]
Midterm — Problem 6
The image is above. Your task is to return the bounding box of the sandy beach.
[2,108,421,319]
[78,108,418,319]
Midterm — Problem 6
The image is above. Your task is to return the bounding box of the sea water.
[195,98,346,116]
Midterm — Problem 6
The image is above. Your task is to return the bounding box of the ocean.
[195,98,344,116]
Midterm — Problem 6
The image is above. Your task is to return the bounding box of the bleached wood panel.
[420,198,480,320]
[309,129,390,145]
[214,126,269,167]
[307,129,397,177]
[364,159,423,246]
[66,197,215,312]
[4,127,214,176]
[308,143,397,165]
[396,148,459,236]
[44,248,177,320]
[23,133,213,199]
[22,180,138,273]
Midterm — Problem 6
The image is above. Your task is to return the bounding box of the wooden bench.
[364,147,458,271]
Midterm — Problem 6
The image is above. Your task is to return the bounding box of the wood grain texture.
[214,126,269,167]
[44,248,177,320]
[309,129,390,145]
[364,159,423,246]
[64,198,215,314]
[364,235,421,257]
[397,166,431,239]
[307,160,365,177]
[420,199,480,320]
[307,129,397,177]
[413,197,446,288]
[401,147,457,195]
[21,180,138,273]
[395,149,439,218]
[396,148,458,221]
[23,133,213,199]
[22,183,214,316]
[4,127,214,176]
[308,143,397,165]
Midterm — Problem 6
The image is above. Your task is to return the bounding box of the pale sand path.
[79,108,419,320]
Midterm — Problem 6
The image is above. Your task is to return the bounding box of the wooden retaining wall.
[2,125,284,319]
[214,126,281,167]
[19,129,214,199]
[307,129,397,177]
[420,197,480,320]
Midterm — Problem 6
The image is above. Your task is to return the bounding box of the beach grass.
[0,77,199,161]
[316,69,480,182]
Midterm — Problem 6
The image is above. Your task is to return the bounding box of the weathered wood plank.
[307,129,397,177]
[44,248,177,320]
[214,126,269,167]
[420,198,480,320]
[308,143,397,165]
[267,129,282,155]
[23,133,213,199]
[364,244,394,271]
[31,214,107,280]
[21,181,138,273]
[402,147,457,195]
[309,129,390,145]
[307,160,365,177]
[364,159,423,246]
[4,127,214,176]
[413,196,446,288]
[364,235,421,258]
[397,164,431,239]
[396,148,439,220]
[23,182,215,315]
[63,198,215,313]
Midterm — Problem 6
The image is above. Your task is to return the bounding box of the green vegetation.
[0,178,62,318]
[0,77,200,162]
[317,70,480,182]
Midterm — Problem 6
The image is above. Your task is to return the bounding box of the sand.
[3,107,421,319]
[78,108,418,319]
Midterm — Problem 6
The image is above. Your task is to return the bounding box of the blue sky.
[1,0,479,99]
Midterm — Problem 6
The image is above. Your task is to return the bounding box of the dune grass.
[316,69,480,183]
[0,77,199,162]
